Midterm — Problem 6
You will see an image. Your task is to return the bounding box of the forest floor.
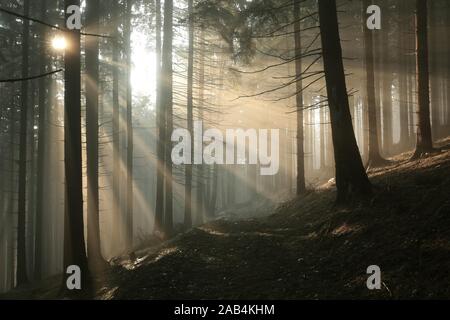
[3,138,450,300]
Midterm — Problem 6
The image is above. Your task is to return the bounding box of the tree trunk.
[16,0,30,286]
[34,0,48,281]
[319,105,326,169]
[162,0,174,237]
[7,94,16,289]
[413,0,434,158]
[154,0,165,235]
[363,0,385,167]
[318,0,372,203]
[429,0,440,139]
[407,41,415,144]
[27,58,37,279]
[63,0,90,296]
[447,7,450,132]
[125,0,134,249]
[195,27,206,226]
[86,0,105,268]
[112,0,122,245]
[374,29,383,152]
[294,0,305,194]
[0,142,4,289]
[398,0,409,150]
[381,7,393,156]
[184,0,194,230]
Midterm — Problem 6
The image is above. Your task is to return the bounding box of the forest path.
[101,140,450,299]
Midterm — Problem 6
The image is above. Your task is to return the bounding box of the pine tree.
[318,0,372,203]
[413,0,436,158]
[62,0,91,297]
[16,0,30,286]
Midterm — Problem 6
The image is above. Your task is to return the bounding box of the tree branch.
[0,69,62,83]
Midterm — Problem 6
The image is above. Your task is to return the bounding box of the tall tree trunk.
[16,0,30,286]
[294,0,305,194]
[125,0,134,249]
[162,0,174,237]
[318,0,372,203]
[407,40,415,144]
[7,94,16,289]
[287,125,294,193]
[0,91,8,288]
[429,0,440,139]
[153,0,165,235]
[112,0,122,245]
[398,0,409,150]
[413,0,435,158]
[0,142,4,289]
[63,0,90,296]
[34,0,48,281]
[86,0,105,268]
[447,7,450,133]
[363,0,385,167]
[374,29,383,151]
[184,0,194,230]
[381,6,393,156]
[27,59,37,279]
[195,27,206,226]
[320,105,325,169]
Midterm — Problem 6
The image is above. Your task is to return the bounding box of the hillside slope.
[101,143,450,300]
[3,141,450,300]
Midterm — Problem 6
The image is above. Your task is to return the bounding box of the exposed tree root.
[366,156,392,171]
[411,147,441,160]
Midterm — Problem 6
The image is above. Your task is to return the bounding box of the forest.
[0,0,450,300]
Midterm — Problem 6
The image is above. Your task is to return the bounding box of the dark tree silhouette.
[85,0,106,269]
[184,0,194,230]
[16,0,30,286]
[62,0,90,296]
[34,0,48,281]
[381,4,393,156]
[413,0,436,159]
[294,0,306,194]
[363,0,387,168]
[318,0,372,203]
[397,0,410,150]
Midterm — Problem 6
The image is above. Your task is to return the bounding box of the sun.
[131,31,156,106]
[51,36,67,51]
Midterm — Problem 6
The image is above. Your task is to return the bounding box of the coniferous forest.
[0,0,450,304]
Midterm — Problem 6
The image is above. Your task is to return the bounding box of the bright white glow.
[131,30,156,106]
[52,36,67,51]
